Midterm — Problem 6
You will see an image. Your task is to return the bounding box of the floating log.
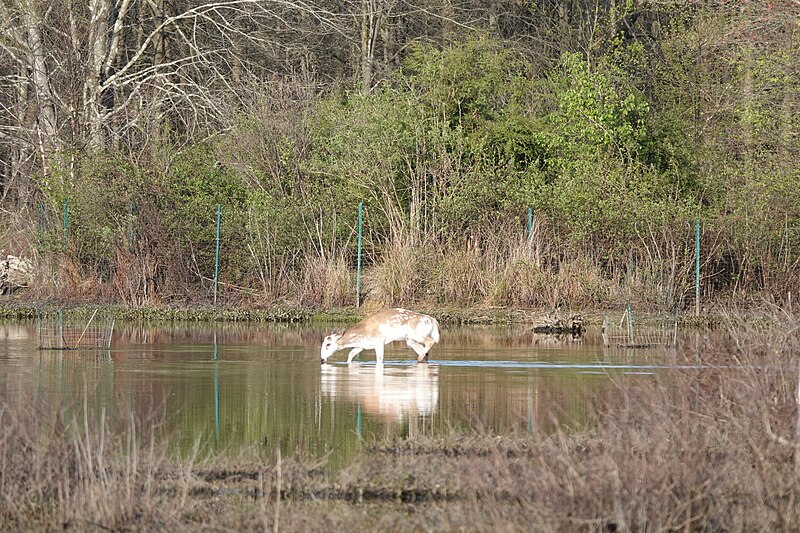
[533,312,583,335]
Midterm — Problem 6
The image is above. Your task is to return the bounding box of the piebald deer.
[320,308,440,364]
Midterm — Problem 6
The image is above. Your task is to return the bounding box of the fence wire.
[602,310,678,348]
[36,309,115,350]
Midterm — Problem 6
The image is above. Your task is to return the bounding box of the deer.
[320,308,440,365]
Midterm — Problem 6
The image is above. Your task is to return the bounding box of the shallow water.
[0,320,673,467]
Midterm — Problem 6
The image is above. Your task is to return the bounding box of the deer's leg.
[374,342,384,365]
[406,339,429,362]
[421,336,436,353]
[346,348,363,363]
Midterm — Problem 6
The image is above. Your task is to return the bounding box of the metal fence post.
[62,200,69,241]
[214,204,221,305]
[129,202,136,253]
[527,207,533,240]
[626,303,634,345]
[695,219,701,317]
[356,201,363,308]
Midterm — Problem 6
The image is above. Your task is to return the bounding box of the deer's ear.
[331,329,345,336]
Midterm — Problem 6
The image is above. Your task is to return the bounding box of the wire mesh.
[36,309,115,350]
[602,311,678,348]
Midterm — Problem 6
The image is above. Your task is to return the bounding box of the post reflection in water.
[320,363,439,422]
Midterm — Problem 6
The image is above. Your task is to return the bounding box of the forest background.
[1,0,798,313]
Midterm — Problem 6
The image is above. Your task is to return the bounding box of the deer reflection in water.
[320,363,439,421]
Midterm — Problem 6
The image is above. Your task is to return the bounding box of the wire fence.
[31,198,709,310]
[602,306,678,349]
[36,308,115,350]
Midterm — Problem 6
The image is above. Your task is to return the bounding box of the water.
[0,320,671,467]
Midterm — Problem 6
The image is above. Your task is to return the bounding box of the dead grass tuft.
[300,250,353,307]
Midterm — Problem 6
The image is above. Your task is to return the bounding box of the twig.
[75,308,99,347]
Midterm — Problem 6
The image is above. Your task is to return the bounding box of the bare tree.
[0,0,351,203]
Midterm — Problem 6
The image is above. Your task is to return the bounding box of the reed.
[300,249,352,307]
[363,239,429,306]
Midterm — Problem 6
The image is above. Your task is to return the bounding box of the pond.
[0,319,676,468]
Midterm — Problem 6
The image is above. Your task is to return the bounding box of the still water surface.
[0,320,670,467]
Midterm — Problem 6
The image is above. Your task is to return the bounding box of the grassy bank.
[2,308,797,531]
[0,298,717,330]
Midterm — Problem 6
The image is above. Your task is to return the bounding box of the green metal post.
[526,373,532,433]
[62,200,69,241]
[129,202,135,253]
[626,303,634,345]
[695,219,701,317]
[214,204,221,305]
[213,333,220,441]
[58,308,64,350]
[527,208,533,240]
[356,201,363,307]
[356,400,362,440]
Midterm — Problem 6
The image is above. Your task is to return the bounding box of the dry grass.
[300,249,353,307]
[0,205,788,312]
[431,247,486,304]
[2,308,800,531]
[363,239,429,306]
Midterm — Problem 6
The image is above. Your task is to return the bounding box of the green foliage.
[306,88,421,221]
[17,21,799,307]
[154,146,250,283]
[403,37,530,128]
[43,152,144,275]
[308,38,550,238]
[534,52,701,244]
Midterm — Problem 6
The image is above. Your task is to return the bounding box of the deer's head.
[320,330,344,363]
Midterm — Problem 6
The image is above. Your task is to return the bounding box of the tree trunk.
[25,0,59,175]
[442,0,454,44]
[360,0,386,93]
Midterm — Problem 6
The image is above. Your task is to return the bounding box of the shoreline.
[0,298,715,327]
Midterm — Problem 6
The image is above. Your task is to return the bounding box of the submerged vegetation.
[2,308,799,530]
[1,2,798,312]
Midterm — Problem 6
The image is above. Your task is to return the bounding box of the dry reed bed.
[1,310,799,531]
